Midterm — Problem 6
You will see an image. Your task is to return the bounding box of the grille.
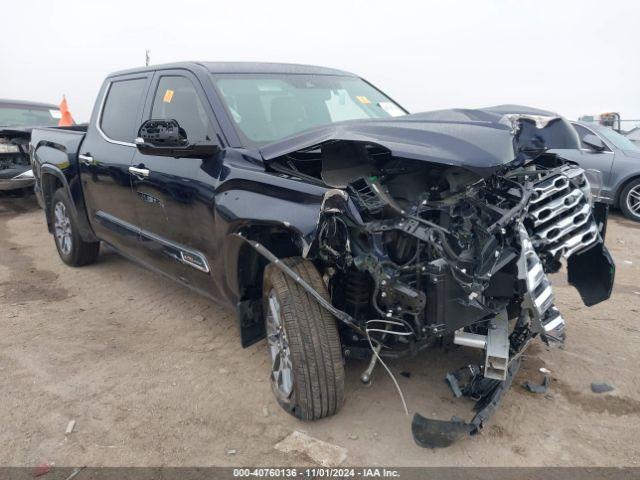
[518,224,565,336]
[528,166,599,258]
[518,225,554,319]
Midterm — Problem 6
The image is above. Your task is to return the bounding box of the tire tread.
[263,258,344,420]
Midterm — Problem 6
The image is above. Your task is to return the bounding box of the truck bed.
[30,125,88,169]
[31,125,89,201]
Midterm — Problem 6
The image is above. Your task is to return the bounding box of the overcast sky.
[2,0,638,124]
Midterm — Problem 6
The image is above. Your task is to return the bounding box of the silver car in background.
[553,121,640,221]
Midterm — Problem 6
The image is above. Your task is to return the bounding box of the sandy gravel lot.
[1,194,639,467]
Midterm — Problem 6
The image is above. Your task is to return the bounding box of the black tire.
[263,257,345,421]
[51,188,100,266]
[619,179,640,222]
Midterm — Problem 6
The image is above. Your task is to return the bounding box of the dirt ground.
[1,194,639,467]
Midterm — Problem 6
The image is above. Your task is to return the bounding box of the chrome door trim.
[95,210,211,274]
[140,228,211,274]
[129,166,150,178]
[78,154,94,166]
[95,80,139,148]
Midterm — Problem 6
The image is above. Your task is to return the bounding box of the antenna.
[145,49,150,67]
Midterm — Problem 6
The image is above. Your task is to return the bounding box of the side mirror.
[582,134,606,152]
[135,119,220,158]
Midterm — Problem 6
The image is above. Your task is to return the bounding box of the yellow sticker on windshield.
[163,89,174,103]
[356,95,371,104]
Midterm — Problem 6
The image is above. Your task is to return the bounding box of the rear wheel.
[51,188,100,266]
[263,258,345,420]
[620,179,640,222]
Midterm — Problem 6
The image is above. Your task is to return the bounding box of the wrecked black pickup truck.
[30,62,615,447]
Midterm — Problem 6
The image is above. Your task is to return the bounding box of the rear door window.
[100,78,147,143]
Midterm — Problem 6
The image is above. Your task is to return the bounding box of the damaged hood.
[260,106,580,176]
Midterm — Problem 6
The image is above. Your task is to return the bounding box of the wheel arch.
[40,166,71,234]
[225,223,307,347]
[615,174,640,207]
[39,164,98,242]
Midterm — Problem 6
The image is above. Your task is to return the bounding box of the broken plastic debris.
[445,372,463,398]
[522,375,550,394]
[591,382,614,393]
[539,367,551,374]
[411,414,474,449]
[65,419,76,435]
[412,358,521,448]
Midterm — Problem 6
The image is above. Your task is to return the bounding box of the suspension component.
[344,269,371,317]
[360,342,382,384]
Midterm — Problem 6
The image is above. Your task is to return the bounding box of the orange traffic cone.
[58,95,75,126]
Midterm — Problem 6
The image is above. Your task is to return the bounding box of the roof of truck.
[0,99,59,109]
[108,61,357,78]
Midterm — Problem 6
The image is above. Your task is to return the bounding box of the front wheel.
[620,179,640,222]
[51,188,100,266]
[263,258,345,421]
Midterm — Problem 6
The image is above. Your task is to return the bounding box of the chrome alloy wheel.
[266,290,294,400]
[53,201,73,255]
[626,185,640,218]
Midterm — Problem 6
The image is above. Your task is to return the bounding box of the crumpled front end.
[262,109,615,447]
[320,157,613,447]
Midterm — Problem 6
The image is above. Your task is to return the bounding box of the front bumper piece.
[0,168,35,191]
[411,357,521,448]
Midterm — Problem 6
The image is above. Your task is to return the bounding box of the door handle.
[78,154,94,166]
[129,166,150,179]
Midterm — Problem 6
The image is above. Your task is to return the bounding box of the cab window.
[100,78,147,143]
[151,76,213,144]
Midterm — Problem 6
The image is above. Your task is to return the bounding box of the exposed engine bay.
[319,157,584,342]
[259,107,615,447]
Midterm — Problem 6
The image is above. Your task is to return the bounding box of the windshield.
[0,106,62,128]
[211,74,407,147]
[596,125,639,151]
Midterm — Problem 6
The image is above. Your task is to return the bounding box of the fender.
[236,234,369,333]
[217,183,368,347]
[223,223,307,293]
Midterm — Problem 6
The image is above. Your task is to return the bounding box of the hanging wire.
[365,328,409,416]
